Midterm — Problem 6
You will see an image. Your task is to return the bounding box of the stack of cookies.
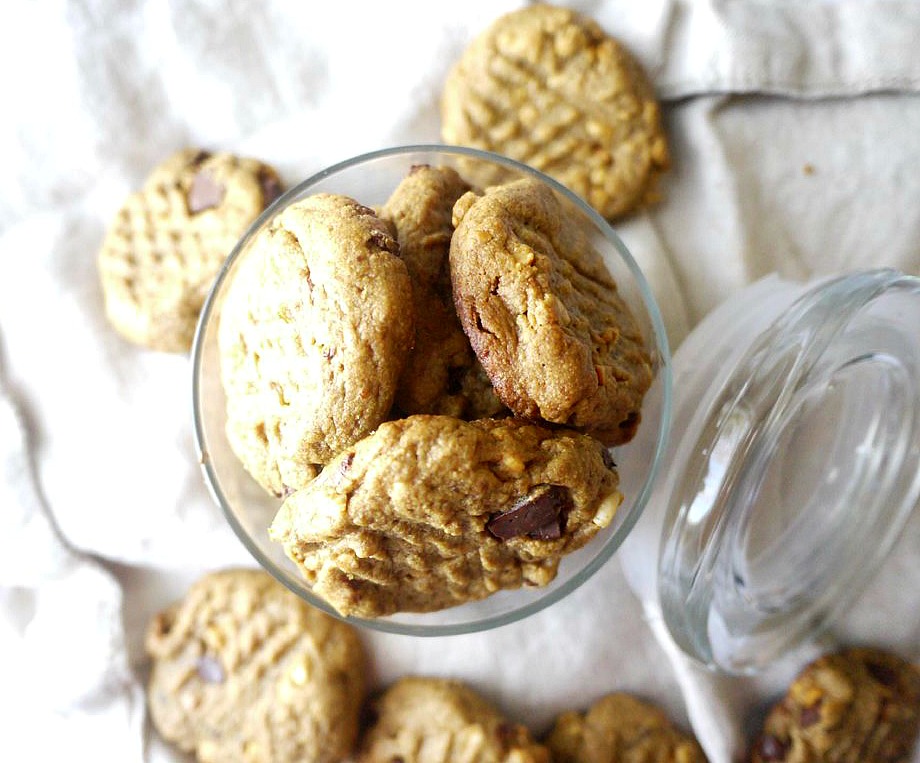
[216,165,654,619]
[93,3,668,620]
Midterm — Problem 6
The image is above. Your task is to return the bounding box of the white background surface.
[1,1,919,760]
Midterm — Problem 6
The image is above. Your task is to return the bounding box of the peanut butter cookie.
[546,693,707,763]
[218,193,414,496]
[441,4,669,220]
[358,677,550,763]
[270,414,622,618]
[380,164,504,419]
[145,569,365,763]
[98,148,283,352]
[749,647,920,763]
[450,179,653,445]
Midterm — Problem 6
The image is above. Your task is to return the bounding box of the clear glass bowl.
[191,145,672,636]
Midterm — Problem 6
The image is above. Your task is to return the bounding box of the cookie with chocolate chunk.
[749,647,920,763]
[380,164,504,419]
[269,414,622,618]
[546,693,707,763]
[441,4,669,220]
[450,179,653,445]
[358,677,550,763]
[98,148,283,352]
[145,569,365,763]
[218,193,414,496]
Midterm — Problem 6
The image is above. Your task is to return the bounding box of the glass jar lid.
[658,269,920,673]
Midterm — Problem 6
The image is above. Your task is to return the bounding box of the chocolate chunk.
[756,734,788,761]
[196,655,225,684]
[800,703,821,727]
[618,411,639,432]
[602,448,616,471]
[187,170,225,213]
[866,661,898,687]
[487,484,570,540]
[258,168,283,207]
[189,150,212,166]
[369,229,399,255]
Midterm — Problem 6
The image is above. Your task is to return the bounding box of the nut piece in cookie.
[441,3,669,220]
[381,164,505,419]
[269,414,622,618]
[450,179,652,445]
[98,148,284,352]
[218,193,414,496]
[546,693,707,763]
[358,676,550,763]
[749,647,920,763]
[145,568,366,763]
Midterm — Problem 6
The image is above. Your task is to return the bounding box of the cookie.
[218,193,414,496]
[380,164,504,419]
[358,677,550,763]
[145,569,366,763]
[441,4,669,220]
[450,178,653,445]
[749,647,920,763]
[546,693,707,763]
[98,148,283,352]
[269,414,622,618]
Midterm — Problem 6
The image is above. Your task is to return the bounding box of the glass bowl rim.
[191,143,673,636]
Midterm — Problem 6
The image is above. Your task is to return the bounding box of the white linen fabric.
[1,1,918,760]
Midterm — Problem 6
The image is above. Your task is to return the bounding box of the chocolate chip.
[258,169,283,207]
[756,734,788,761]
[866,661,898,687]
[189,150,212,166]
[369,229,399,255]
[149,611,174,641]
[487,485,571,541]
[602,448,616,470]
[618,411,639,431]
[196,655,225,684]
[800,703,821,727]
[187,170,225,213]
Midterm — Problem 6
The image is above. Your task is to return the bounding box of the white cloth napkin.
[2,1,919,761]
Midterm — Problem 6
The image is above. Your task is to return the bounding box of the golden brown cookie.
[269,414,622,618]
[441,4,669,220]
[380,164,505,419]
[217,193,414,496]
[749,647,920,763]
[145,569,365,763]
[358,677,550,763]
[98,148,283,352]
[450,179,653,445]
[546,693,707,762]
